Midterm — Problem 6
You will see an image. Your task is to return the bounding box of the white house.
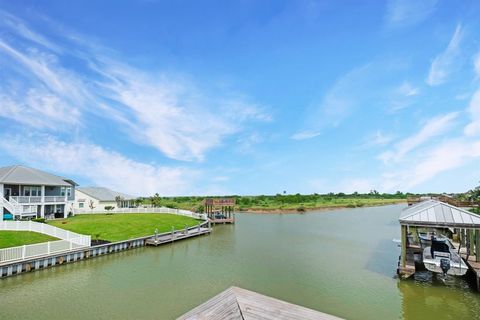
[74,187,136,212]
[0,165,77,221]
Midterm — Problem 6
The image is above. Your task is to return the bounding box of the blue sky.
[0,0,479,196]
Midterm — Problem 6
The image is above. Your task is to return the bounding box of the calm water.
[1,205,479,319]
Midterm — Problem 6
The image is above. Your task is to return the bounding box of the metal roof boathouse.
[398,200,480,289]
[400,200,480,228]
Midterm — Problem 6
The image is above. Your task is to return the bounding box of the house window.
[23,186,41,197]
[66,187,72,197]
[60,187,66,196]
[79,202,84,208]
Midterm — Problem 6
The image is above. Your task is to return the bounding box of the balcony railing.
[44,196,68,203]
[10,196,67,204]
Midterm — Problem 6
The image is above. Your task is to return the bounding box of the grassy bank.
[144,193,407,212]
[0,231,58,249]
[49,213,200,242]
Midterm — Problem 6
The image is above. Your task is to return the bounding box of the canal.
[1,204,479,319]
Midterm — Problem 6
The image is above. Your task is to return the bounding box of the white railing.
[73,207,207,220]
[2,197,19,215]
[0,221,91,246]
[2,197,37,217]
[11,196,42,204]
[44,196,68,203]
[0,238,87,263]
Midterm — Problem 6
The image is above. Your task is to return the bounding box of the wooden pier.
[145,225,210,246]
[177,286,342,320]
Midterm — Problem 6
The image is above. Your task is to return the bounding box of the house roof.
[399,200,480,228]
[0,165,76,187]
[177,286,341,320]
[77,187,136,201]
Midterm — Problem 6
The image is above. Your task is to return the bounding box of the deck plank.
[177,286,342,320]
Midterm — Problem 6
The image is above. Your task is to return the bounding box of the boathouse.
[398,200,480,288]
[204,198,235,224]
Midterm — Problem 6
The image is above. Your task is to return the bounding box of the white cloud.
[292,63,375,140]
[364,130,394,147]
[396,82,419,97]
[291,130,321,141]
[464,89,480,136]
[98,66,238,161]
[474,52,480,77]
[381,139,480,191]
[0,12,270,162]
[0,89,80,130]
[389,81,420,112]
[427,25,463,86]
[385,0,438,28]
[379,112,459,163]
[0,10,63,53]
[0,134,197,196]
[0,39,86,101]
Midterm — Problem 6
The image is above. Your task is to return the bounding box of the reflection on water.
[398,273,480,319]
[0,204,479,320]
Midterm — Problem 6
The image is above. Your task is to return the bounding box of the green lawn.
[0,231,58,249]
[49,213,201,242]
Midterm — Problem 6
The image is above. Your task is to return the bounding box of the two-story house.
[0,165,77,221]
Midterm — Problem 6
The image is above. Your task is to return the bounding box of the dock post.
[476,229,480,262]
[469,229,475,256]
[197,223,200,233]
[171,226,175,241]
[400,224,407,268]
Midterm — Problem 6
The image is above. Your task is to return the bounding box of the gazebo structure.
[398,200,480,289]
[204,198,236,224]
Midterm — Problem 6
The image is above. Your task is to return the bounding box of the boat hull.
[422,247,468,276]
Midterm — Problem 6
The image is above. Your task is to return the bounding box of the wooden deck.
[177,286,342,320]
[210,218,235,225]
[145,227,210,246]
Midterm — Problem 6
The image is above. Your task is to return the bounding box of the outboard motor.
[440,258,451,275]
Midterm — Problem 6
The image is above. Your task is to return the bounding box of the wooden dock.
[145,226,210,246]
[177,286,342,320]
[210,218,235,225]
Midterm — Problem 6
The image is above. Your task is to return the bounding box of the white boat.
[422,238,468,276]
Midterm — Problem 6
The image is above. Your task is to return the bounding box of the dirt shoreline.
[237,200,407,214]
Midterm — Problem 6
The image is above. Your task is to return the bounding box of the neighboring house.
[0,165,77,221]
[74,187,136,212]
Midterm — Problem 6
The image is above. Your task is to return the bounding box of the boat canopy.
[399,200,480,228]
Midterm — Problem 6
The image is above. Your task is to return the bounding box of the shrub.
[297,206,306,212]
[104,206,115,211]
[32,218,46,223]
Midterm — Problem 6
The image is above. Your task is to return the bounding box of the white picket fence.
[0,239,88,263]
[0,221,91,263]
[74,207,207,221]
